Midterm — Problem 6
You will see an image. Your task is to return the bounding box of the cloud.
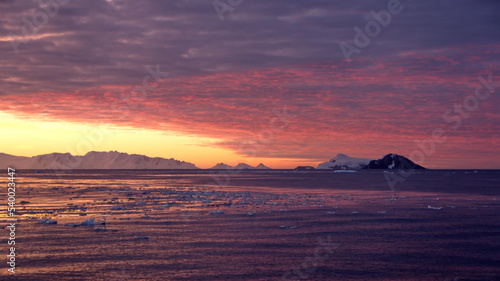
[0,0,499,167]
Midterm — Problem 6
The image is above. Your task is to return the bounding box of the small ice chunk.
[134,236,149,240]
[95,227,118,232]
[80,218,106,225]
[38,218,57,224]
[427,205,443,210]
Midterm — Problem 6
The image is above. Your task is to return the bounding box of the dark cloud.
[1,0,498,94]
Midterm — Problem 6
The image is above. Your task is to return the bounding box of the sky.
[0,0,499,169]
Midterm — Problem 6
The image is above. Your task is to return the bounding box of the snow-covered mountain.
[0,151,198,169]
[317,154,370,170]
[210,163,234,169]
[255,163,271,169]
[209,163,271,169]
[364,154,426,169]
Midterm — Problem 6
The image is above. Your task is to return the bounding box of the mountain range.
[0,151,198,170]
[1,151,423,170]
[317,154,371,170]
[317,153,426,170]
[210,163,271,169]
[364,154,426,169]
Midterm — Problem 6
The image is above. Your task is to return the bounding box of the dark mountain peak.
[364,154,426,169]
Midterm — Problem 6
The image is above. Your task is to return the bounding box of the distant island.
[210,163,271,170]
[1,151,424,170]
[314,153,426,170]
[0,151,198,170]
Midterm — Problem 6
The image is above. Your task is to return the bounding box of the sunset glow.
[1,0,499,169]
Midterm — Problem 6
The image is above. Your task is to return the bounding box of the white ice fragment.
[133,236,149,240]
[80,218,106,226]
[427,205,443,210]
[38,218,57,224]
[95,227,118,232]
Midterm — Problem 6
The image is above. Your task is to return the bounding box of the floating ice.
[280,225,298,229]
[80,218,106,225]
[134,236,149,240]
[427,205,443,210]
[38,218,57,224]
[95,227,118,232]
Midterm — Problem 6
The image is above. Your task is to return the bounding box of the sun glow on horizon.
[0,111,300,169]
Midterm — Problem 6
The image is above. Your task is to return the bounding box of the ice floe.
[38,218,57,224]
[80,218,106,225]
